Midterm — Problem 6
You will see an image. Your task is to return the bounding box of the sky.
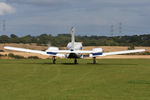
[0,0,150,36]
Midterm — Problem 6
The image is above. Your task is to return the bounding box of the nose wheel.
[93,57,96,64]
[52,56,56,64]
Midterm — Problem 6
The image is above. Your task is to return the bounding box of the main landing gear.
[74,57,96,64]
[52,57,96,64]
[52,56,56,64]
[74,58,77,64]
[93,57,96,64]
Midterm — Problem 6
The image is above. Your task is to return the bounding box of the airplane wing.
[101,49,146,56]
[4,46,146,58]
[4,46,47,55]
[4,46,65,58]
[46,50,94,54]
[49,49,145,55]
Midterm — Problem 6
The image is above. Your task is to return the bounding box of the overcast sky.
[0,0,150,36]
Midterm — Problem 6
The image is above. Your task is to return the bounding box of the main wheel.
[52,56,56,64]
[74,58,77,64]
[93,57,96,64]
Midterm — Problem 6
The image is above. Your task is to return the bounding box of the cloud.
[4,0,150,36]
[7,0,150,6]
[0,2,15,15]
[7,0,71,6]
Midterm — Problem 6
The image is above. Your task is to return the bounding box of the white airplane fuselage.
[66,42,83,58]
[64,27,83,58]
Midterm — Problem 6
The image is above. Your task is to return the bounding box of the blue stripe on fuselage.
[47,52,57,55]
[92,52,103,56]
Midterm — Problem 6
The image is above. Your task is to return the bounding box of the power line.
[2,20,6,35]
[110,24,114,37]
[119,22,122,36]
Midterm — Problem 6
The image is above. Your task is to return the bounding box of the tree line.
[0,34,150,47]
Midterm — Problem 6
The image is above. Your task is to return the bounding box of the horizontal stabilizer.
[47,50,95,54]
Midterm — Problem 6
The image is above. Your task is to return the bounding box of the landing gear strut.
[74,58,77,64]
[93,57,96,64]
[52,56,56,64]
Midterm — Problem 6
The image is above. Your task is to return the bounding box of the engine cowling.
[89,48,103,57]
[46,47,59,52]
[92,48,103,52]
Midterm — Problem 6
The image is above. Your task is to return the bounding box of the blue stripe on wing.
[47,52,57,55]
[92,52,103,56]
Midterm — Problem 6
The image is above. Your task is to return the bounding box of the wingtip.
[4,46,10,49]
[4,46,8,49]
[142,49,146,52]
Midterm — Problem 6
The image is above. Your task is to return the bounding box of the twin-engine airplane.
[4,27,145,64]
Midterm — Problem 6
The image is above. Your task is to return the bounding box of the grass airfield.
[0,59,150,100]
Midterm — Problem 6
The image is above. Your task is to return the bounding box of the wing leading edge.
[49,49,146,56]
[102,49,146,56]
[4,46,47,55]
[4,46,65,57]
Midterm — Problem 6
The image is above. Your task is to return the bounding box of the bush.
[0,50,4,52]
[28,56,39,59]
[139,51,150,55]
[0,54,4,57]
[8,53,25,59]
[8,53,14,57]
[128,44,135,50]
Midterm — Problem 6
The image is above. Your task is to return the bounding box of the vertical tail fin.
[71,27,75,50]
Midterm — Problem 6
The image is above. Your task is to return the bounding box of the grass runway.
[0,59,150,100]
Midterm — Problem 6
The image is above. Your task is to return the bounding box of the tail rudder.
[71,27,75,50]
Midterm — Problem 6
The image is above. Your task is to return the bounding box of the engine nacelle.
[92,48,103,52]
[89,48,103,57]
[46,47,59,52]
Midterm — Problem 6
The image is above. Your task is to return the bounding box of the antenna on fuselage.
[71,27,75,50]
